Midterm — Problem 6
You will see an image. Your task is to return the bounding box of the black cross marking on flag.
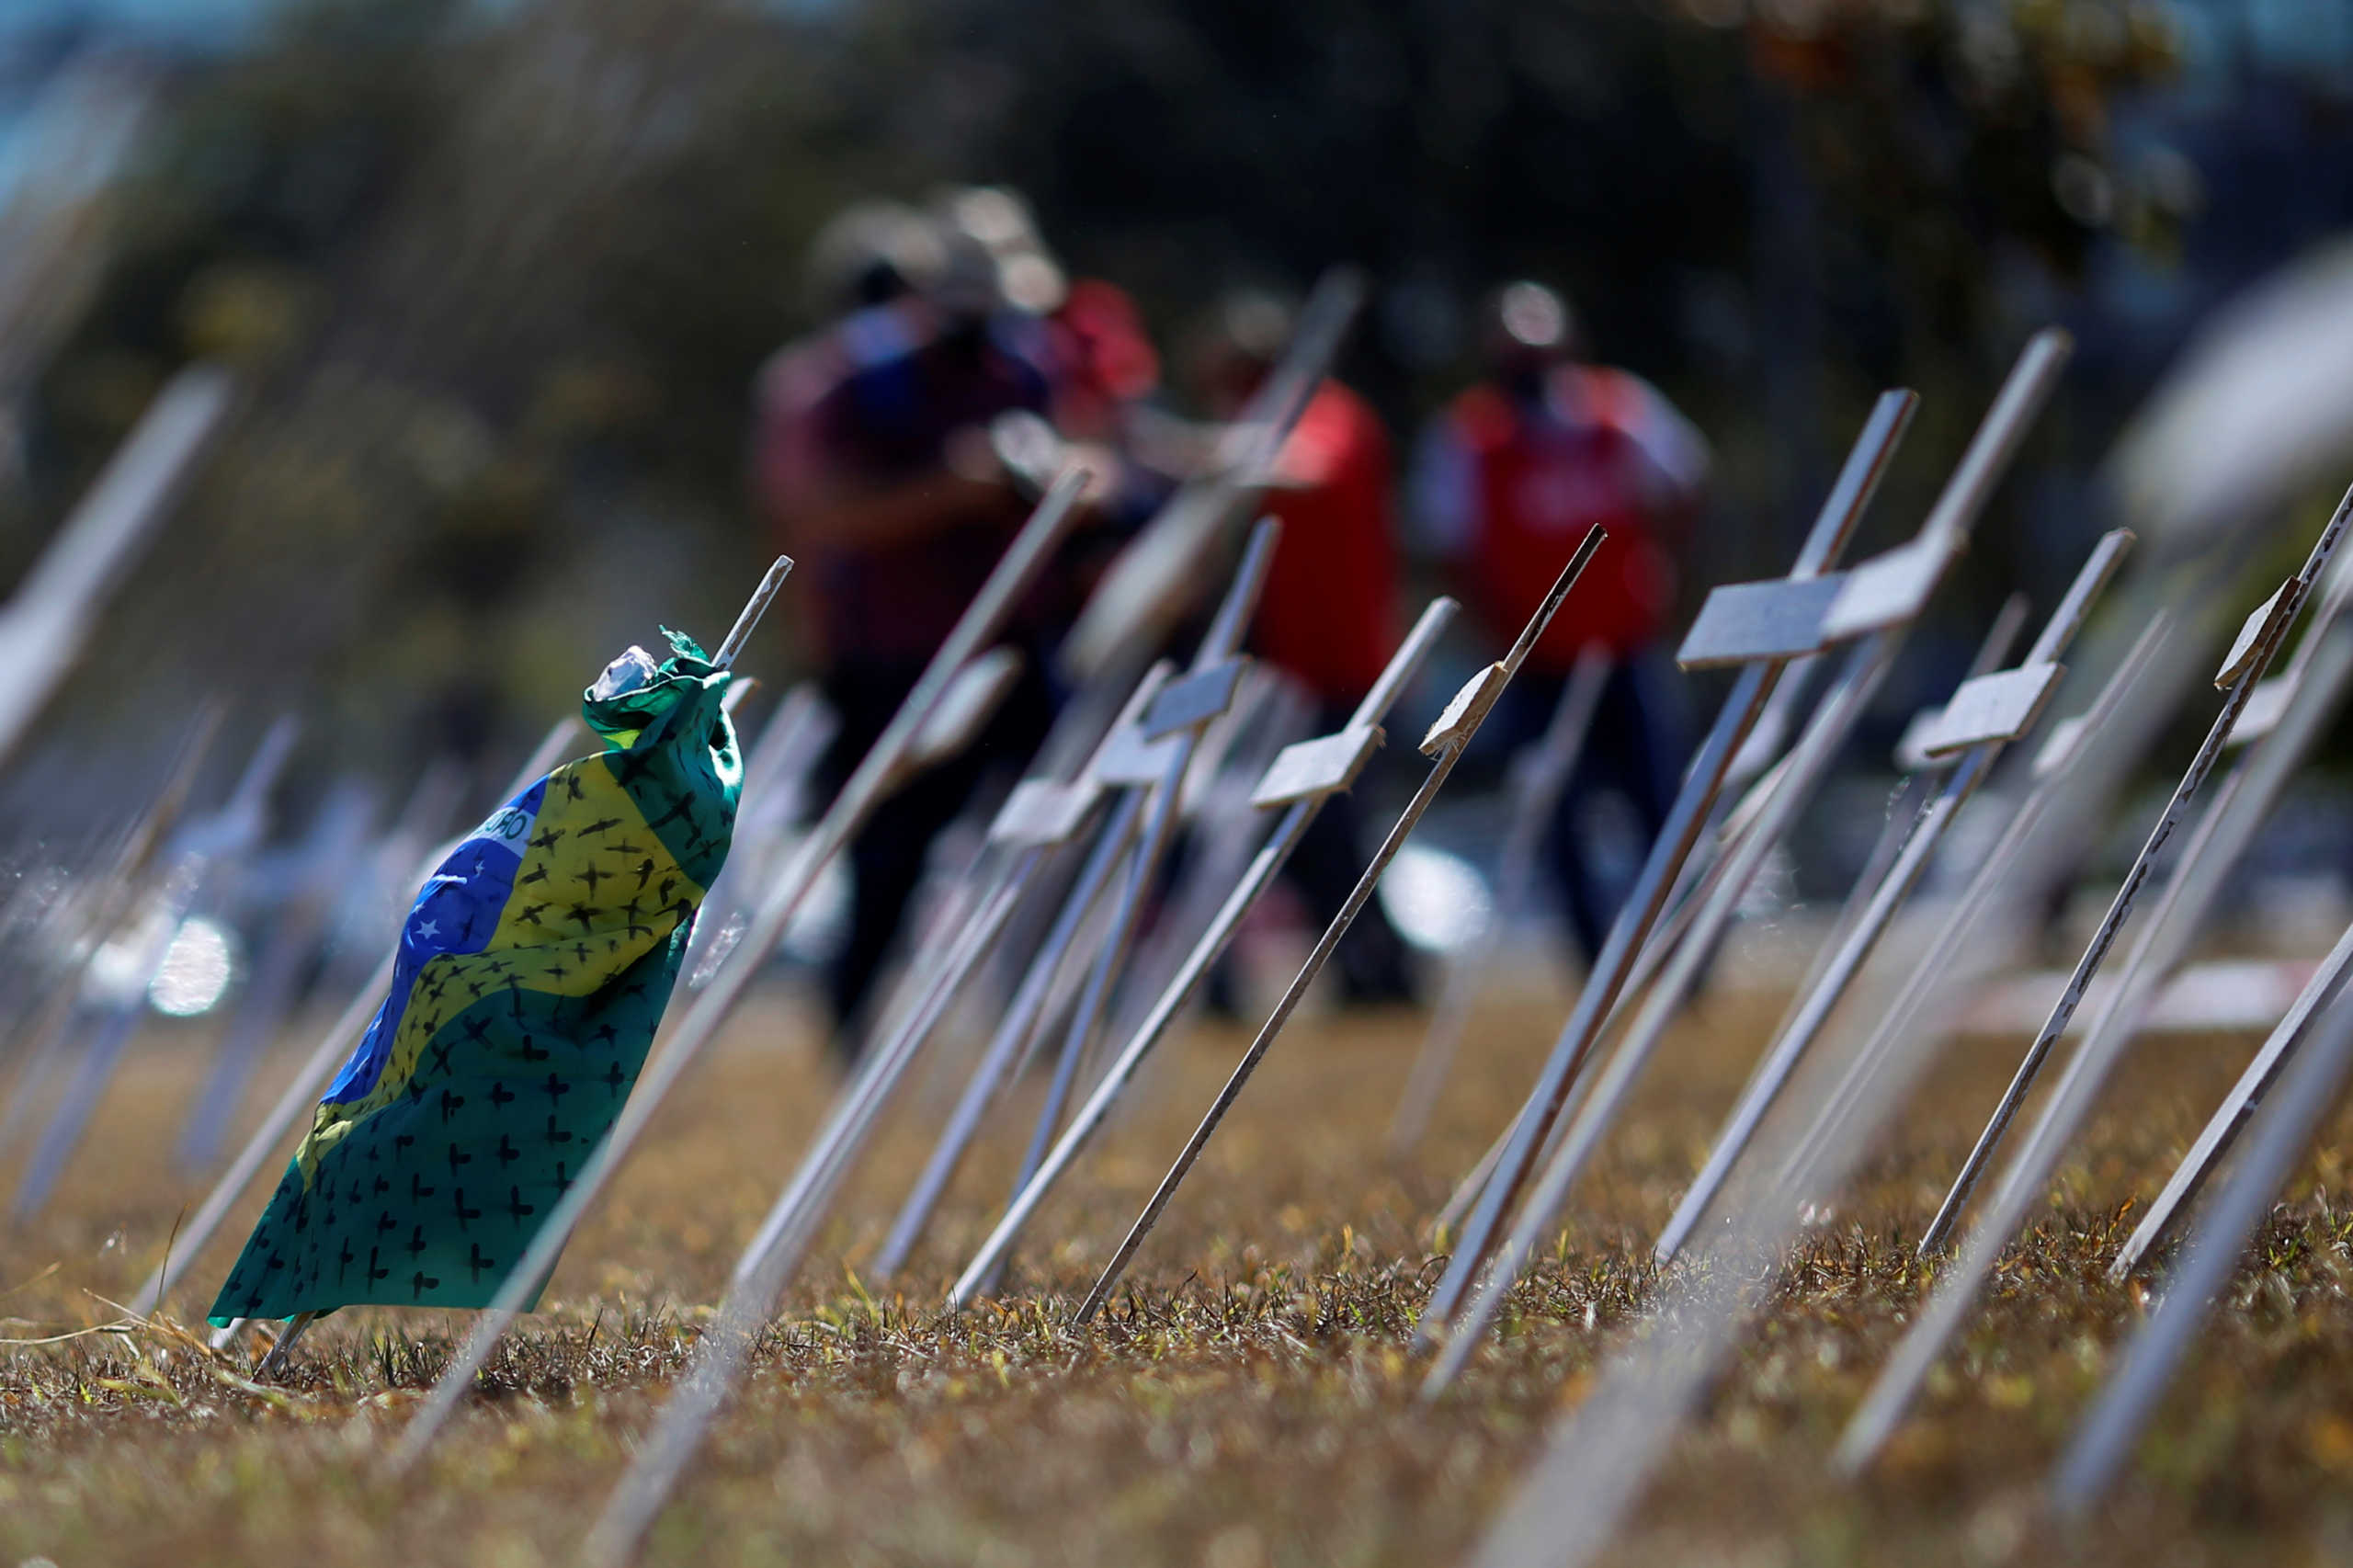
[541,1072,571,1108]
[517,902,549,927]
[496,1133,520,1167]
[405,1224,428,1259]
[411,1172,436,1203]
[631,858,656,892]
[490,1081,516,1109]
[411,1270,439,1299]
[467,1243,497,1283]
[426,1040,456,1076]
[369,1248,390,1287]
[577,864,608,896]
[377,1211,397,1238]
[601,1061,626,1096]
[543,1115,574,1147]
[438,1088,466,1123]
[506,1187,535,1224]
[447,1142,472,1173]
[579,816,623,838]
[529,826,566,852]
[450,1187,481,1231]
[337,1239,355,1282]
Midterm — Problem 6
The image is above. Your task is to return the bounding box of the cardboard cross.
[11,712,302,1222]
[1652,531,2131,1267]
[713,659,1176,1308]
[1410,387,1921,1347]
[1425,470,2101,1397]
[861,698,1177,1283]
[943,593,1463,1312]
[1441,331,2092,1568]
[1072,528,1605,1325]
[1756,612,2175,1216]
[1100,668,1315,1055]
[573,585,1461,1568]
[1836,537,2353,1472]
[1389,643,1612,1156]
[1915,482,2352,1256]
[0,704,225,1171]
[2052,982,2353,1517]
[975,528,1282,1299]
[2101,553,2353,1279]
[177,767,378,1175]
[720,519,1280,1314]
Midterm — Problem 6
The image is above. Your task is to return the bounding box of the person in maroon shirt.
[753,214,1065,1046]
[1187,290,1415,1005]
[1411,280,1710,963]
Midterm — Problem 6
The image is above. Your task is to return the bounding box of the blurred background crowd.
[3,0,2352,1039]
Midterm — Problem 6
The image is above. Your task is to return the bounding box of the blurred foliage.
[0,0,2250,812]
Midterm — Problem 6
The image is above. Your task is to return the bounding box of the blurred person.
[803,199,945,315]
[931,185,1161,441]
[931,185,1170,544]
[1182,288,1417,1006]
[1411,279,1708,964]
[752,209,1067,1049]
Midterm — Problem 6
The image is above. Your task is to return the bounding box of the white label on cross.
[1912,663,2066,757]
[1250,725,1386,809]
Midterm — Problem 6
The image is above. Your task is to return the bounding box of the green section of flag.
[210,633,739,1324]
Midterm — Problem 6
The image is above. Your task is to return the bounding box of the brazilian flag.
[210,633,740,1324]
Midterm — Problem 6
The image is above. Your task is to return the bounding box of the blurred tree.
[0,0,2268,824]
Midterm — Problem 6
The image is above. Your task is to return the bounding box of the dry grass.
[3,971,2351,1568]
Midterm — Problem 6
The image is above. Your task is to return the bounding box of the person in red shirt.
[1188,290,1415,1005]
[1411,280,1709,963]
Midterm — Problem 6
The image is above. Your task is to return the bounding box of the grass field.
[3,971,2350,1568]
